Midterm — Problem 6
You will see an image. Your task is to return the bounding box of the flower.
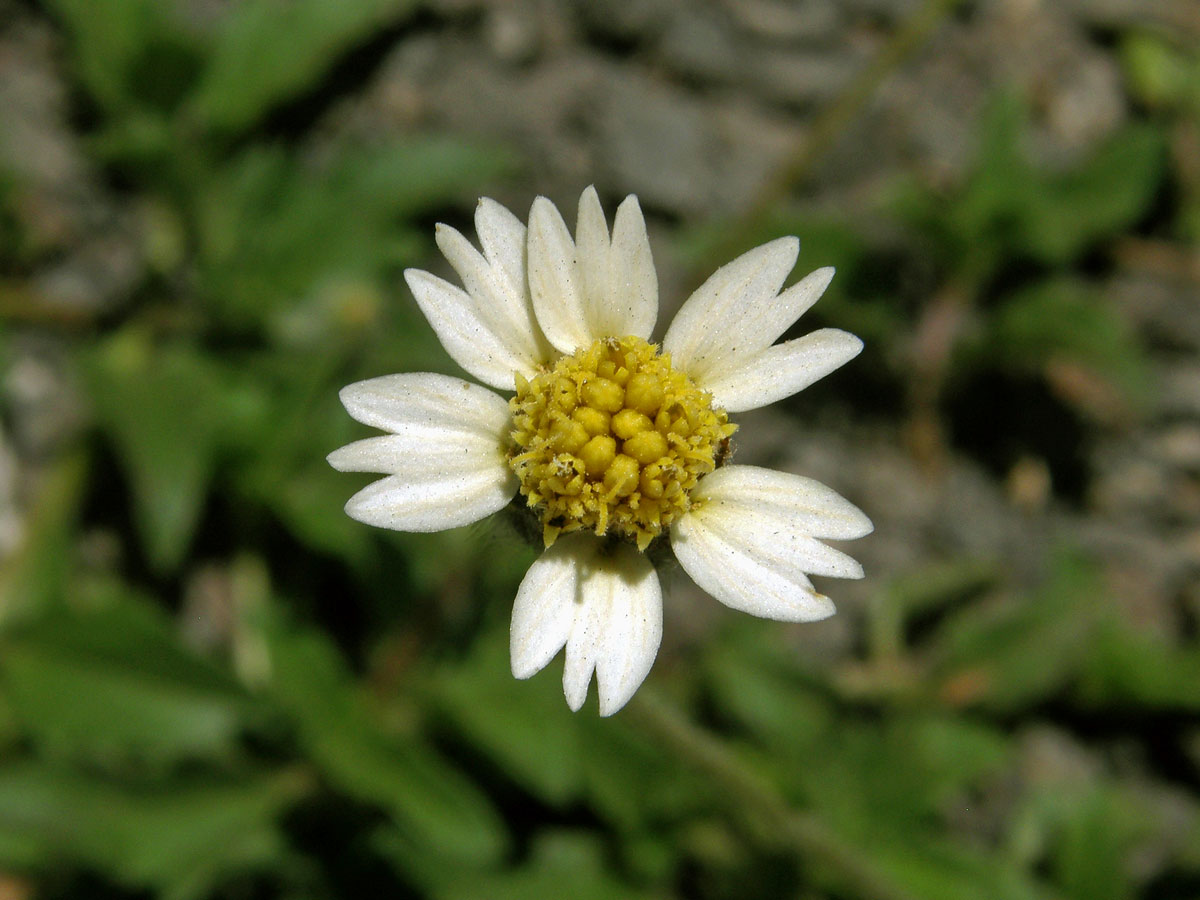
[329,187,872,715]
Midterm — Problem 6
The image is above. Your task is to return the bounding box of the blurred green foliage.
[1,2,1199,900]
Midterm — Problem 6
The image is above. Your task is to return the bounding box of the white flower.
[329,187,872,716]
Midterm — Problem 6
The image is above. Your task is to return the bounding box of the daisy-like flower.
[329,187,872,715]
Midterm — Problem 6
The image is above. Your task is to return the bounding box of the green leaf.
[704,622,835,751]
[197,139,511,330]
[1020,124,1165,265]
[85,330,230,573]
[0,762,306,899]
[577,710,714,834]
[929,552,1103,712]
[1018,783,1160,900]
[864,836,1046,900]
[982,279,1151,406]
[1052,790,1138,900]
[434,831,659,900]
[0,453,86,625]
[259,607,506,863]
[1121,32,1200,112]
[899,93,1165,276]
[227,360,375,566]
[188,0,417,135]
[429,627,585,805]
[0,587,250,764]
[41,0,171,112]
[1076,619,1200,711]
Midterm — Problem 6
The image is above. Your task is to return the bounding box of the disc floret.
[509,336,736,550]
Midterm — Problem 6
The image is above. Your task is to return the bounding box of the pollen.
[509,336,736,551]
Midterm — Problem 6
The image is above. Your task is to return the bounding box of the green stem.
[626,690,921,900]
[752,0,966,214]
[696,0,966,287]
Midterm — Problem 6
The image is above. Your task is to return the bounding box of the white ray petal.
[528,195,591,354]
[474,197,528,299]
[509,535,662,716]
[336,372,510,435]
[405,269,536,392]
[337,467,513,532]
[671,465,871,622]
[562,583,603,712]
[403,196,549,391]
[328,373,517,532]
[702,328,864,413]
[600,193,657,340]
[575,186,612,340]
[738,265,834,350]
[663,237,798,379]
[688,466,873,539]
[509,541,579,681]
[528,189,658,354]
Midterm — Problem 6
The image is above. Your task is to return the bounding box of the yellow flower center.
[508,336,736,551]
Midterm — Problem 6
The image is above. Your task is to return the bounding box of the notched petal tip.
[529,194,559,221]
[809,264,835,285]
[743,235,799,276]
[510,535,662,716]
[774,234,801,258]
[564,684,589,713]
[598,692,628,717]
[670,464,870,622]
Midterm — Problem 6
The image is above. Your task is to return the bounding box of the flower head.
[329,187,872,715]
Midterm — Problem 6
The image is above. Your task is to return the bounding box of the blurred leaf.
[0,452,86,625]
[771,712,1032,900]
[0,175,23,262]
[899,94,1165,277]
[978,279,1151,409]
[0,585,249,764]
[955,92,1028,266]
[227,355,374,566]
[90,108,180,170]
[259,606,507,863]
[0,761,306,899]
[42,0,172,112]
[577,709,715,835]
[1076,619,1200,711]
[1017,782,1162,900]
[85,330,232,573]
[197,139,511,330]
[1122,32,1200,112]
[188,0,416,135]
[793,715,1009,846]
[866,558,1002,661]
[704,622,834,751]
[429,627,585,805]
[434,831,658,900]
[267,455,377,563]
[864,836,1047,900]
[929,552,1102,712]
[1052,790,1138,900]
[1020,124,1164,265]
